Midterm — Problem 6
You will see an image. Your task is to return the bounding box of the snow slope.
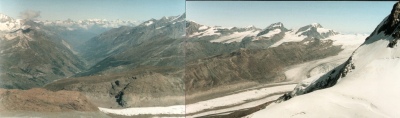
[210,30,260,43]
[250,3,400,117]
[98,105,185,116]
[270,30,365,48]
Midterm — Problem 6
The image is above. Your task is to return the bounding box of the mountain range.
[250,2,400,118]
[0,11,371,117]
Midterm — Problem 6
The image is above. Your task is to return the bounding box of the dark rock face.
[379,2,400,37]
[186,21,202,36]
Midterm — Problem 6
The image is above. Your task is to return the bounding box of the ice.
[99,105,185,116]
[198,25,208,30]
[210,30,259,43]
[145,21,154,26]
[189,27,221,37]
[259,29,281,38]
[269,31,307,47]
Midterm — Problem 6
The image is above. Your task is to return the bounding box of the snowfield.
[269,31,307,47]
[259,29,281,38]
[250,15,400,117]
[189,27,221,37]
[270,31,367,48]
[210,30,260,43]
[99,105,185,116]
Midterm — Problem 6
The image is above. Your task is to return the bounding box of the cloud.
[19,10,41,20]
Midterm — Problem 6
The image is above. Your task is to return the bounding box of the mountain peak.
[246,25,256,28]
[266,22,284,29]
[310,23,323,28]
[295,23,338,39]
[0,13,14,22]
[377,2,400,38]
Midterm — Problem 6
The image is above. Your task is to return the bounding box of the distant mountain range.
[0,13,139,32]
[0,12,368,112]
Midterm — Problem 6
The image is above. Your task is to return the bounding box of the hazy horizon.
[0,0,185,21]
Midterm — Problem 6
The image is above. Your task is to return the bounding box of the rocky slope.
[185,37,343,96]
[77,14,185,74]
[45,66,184,108]
[45,14,187,108]
[0,88,111,117]
[0,88,98,112]
[184,21,364,101]
[43,19,138,53]
[0,15,85,89]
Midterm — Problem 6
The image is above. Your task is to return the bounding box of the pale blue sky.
[187,1,396,34]
[0,0,185,21]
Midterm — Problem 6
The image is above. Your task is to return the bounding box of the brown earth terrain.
[0,88,98,112]
[45,66,185,108]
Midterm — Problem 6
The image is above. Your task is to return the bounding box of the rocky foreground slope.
[0,88,110,117]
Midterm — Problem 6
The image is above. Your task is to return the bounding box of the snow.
[189,27,221,37]
[325,33,368,48]
[189,95,283,117]
[310,23,320,27]
[145,21,154,26]
[210,30,259,43]
[270,30,366,48]
[250,28,400,117]
[270,23,282,28]
[98,84,296,117]
[246,25,256,28]
[170,14,182,22]
[156,26,165,29]
[0,17,22,32]
[185,84,296,114]
[198,25,208,30]
[98,105,185,116]
[316,28,332,33]
[259,29,281,38]
[270,30,307,47]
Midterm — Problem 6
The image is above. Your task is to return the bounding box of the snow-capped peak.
[295,23,338,39]
[0,13,23,33]
[266,22,284,29]
[0,13,14,22]
[310,23,323,28]
[246,25,256,28]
